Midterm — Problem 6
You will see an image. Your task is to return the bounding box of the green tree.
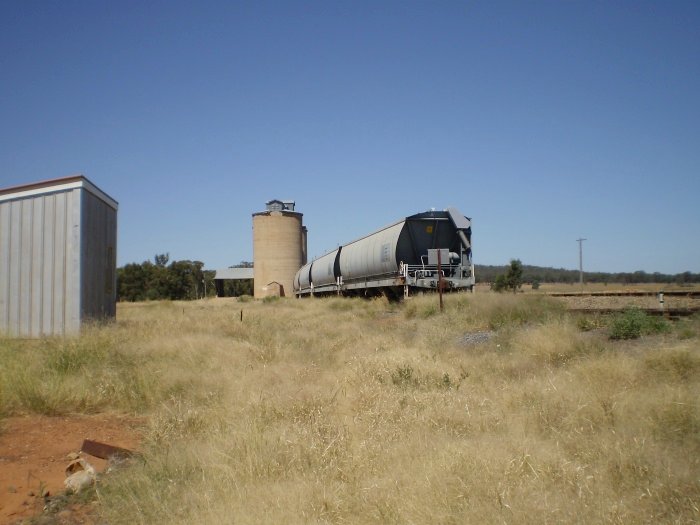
[154,253,170,267]
[117,263,150,301]
[491,274,507,292]
[491,259,523,293]
[203,269,216,297]
[167,260,205,299]
[145,261,170,299]
[506,259,523,292]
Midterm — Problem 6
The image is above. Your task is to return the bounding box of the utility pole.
[577,238,587,288]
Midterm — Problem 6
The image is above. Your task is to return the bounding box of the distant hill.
[475,264,700,285]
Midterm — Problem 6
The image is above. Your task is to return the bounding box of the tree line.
[477,264,700,286]
[117,255,699,302]
[117,254,211,301]
[117,255,254,302]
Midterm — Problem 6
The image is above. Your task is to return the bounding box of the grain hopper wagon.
[294,207,472,298]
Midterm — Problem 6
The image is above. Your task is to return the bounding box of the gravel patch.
[458,331,495,346]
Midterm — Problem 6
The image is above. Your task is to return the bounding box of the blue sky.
[1,1,698,274]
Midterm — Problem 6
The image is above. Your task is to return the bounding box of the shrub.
[609,308,670,340]
[491,274,508,292]
[391,364,415,388]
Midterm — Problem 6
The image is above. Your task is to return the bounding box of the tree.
[491,259,523,293]
[154,253,170,267]
[117,262,150,301]
[145,261,170,299]
[506,259,523,292]
[167,260,205,299]
[491,274,507,292]
[203,269,216,298]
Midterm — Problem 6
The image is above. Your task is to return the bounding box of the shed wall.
[81,190,118,321]
[0,188,81,336]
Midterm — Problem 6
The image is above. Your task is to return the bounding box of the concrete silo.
[252,200,306,298]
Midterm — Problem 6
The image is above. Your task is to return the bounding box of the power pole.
[577,238,587,288]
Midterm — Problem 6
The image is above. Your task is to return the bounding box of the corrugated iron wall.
[0,188,81,336]
[81,189,118,322]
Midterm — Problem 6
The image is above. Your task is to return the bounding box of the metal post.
[577,238,587,289]
[437,249,444,312]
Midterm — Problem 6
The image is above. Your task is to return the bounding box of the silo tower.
[252,200,307,298]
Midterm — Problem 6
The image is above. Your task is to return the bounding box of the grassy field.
[1,293,699,524]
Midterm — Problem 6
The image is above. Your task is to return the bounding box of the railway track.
[548,290,700,298]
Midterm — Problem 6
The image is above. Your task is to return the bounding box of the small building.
[0,175,118,336]
[261,281,283,298]
[264,199,296,212]
[213,267,254,297]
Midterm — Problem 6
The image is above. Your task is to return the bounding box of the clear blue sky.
[1,1,698,274]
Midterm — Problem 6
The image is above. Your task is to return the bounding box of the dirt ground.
[0,415,142,525]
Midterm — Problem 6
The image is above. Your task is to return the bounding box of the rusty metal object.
[81,439,135,460]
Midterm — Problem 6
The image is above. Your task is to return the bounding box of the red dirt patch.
[0,414,142,524]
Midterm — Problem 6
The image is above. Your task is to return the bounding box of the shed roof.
[0,175,118,210]
[214,267,254,280]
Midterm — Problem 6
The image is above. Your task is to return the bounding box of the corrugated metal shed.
[0,175,118,337]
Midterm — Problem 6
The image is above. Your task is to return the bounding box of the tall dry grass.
[1,294,698,523]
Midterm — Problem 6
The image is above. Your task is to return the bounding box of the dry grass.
[1,294,698,523]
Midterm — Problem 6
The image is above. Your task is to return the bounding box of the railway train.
[293,207,473,298]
